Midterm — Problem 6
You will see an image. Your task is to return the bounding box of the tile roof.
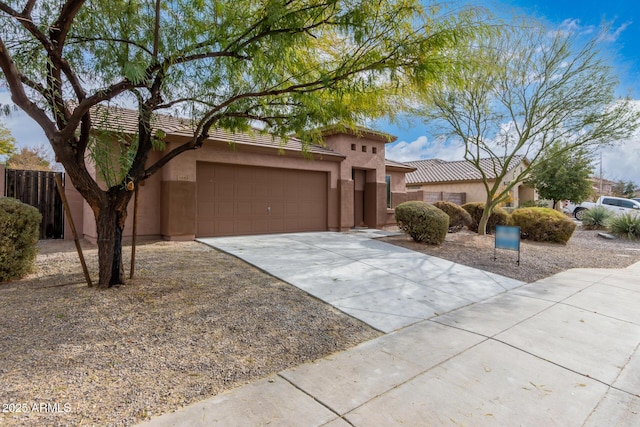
[87,105,343,158]
[405,156,526,184]
[319,124,397,143]
[385,159,416,171]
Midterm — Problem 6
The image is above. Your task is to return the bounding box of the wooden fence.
[4,169,65,239]
[409,190,467,206]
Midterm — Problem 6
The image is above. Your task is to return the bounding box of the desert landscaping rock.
[0,241,380,426]
[2,227,639,426]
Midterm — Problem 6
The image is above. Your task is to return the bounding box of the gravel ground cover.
[0,240,380,426]
[2,225,639,426]
[381,226,640,283]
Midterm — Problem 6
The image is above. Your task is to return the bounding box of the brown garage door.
[196,163,328,237]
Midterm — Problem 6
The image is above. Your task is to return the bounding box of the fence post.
[0,164,5,196]
[54,174,93,287]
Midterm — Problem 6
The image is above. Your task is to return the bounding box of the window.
[351,143,356,151]
[372,147,377,154]
[385,175,391,208]
[362,145,367,152]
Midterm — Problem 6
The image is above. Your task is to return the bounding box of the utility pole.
[599,151,603,195]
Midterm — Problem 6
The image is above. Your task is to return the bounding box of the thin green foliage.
[0,198,41,282]
[0,0,482,286]
[395,201,449,244]
[433,201,472,232]
[581,206,614,230]
[511,207,576,243]
[607,213,640,240]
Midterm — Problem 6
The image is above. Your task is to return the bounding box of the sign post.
[494,225,521,266]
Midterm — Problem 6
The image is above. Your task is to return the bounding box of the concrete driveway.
[139,231,640,426]
[198,231,524,333]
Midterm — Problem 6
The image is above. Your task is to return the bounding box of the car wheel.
[574,208,587,220]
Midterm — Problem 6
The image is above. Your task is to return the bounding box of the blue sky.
[383,0,640,184]
[1,0,639,183]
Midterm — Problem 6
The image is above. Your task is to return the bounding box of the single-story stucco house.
[53,108,416,242]
[404,156,537,207]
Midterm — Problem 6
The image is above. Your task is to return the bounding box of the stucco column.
[338,178,354,230]
[161,180,197,240]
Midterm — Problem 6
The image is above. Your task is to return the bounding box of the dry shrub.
[461,202,510,234]
[511,207,576,243]
[433,201,473,232]
[395,201,449,244]
[0,197,42,282]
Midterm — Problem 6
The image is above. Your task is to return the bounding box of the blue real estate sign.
[494,225,521,265]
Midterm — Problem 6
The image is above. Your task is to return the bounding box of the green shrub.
[519,200,550,208]
[433,201,473,233]
[0,198,42,282]
[510,207,576,243]
[581,206,614,229]
[395,201,449,244]
[461,202,510,234]
[607,213,640,240]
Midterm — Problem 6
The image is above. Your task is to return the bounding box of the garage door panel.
[216,184,235,200]
[235,200,252,215]
[197,163,327,237]
[215,203,234,217]
[214,219,235,235]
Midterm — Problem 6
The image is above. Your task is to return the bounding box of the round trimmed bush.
[433,201,473,233]
[510,207,576,243]
[0,197,42,282]
[395,201,449,244]
[461,202,510,234]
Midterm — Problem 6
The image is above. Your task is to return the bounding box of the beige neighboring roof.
[87,104,343,158]
[405,156,526,184]
[385,159,417,172]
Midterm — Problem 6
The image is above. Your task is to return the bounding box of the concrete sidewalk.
[139,232,640,426]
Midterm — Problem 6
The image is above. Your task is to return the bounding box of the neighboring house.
[402,156,536,207]
[56,108,415,242]
[589,177,615,197]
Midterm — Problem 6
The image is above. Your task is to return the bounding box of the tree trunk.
[477,208,490,236]
[95,204,127,288]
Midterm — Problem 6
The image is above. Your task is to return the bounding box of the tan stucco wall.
[406,163,537,207]
[408,180,536,207]
[160,137,346,235]
[68,129,405,241]
[323,134,387,182]
[385,168,411,224]
[322,132,390,229]
[62,175,85,240]
[78,150,164,242]
[408,181,490,204]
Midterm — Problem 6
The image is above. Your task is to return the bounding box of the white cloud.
[599,21,632,43]
[555,18,595,37]
[600,139,640,185]
[554,18,632,44]
[386,135,465,162]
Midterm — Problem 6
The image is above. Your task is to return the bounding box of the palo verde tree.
[419,19,640,235]
[528,142,594,209]
[0,0,478,287]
